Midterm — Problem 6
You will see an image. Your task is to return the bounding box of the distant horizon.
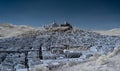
[1,22,120,31]
[0,0,120,30]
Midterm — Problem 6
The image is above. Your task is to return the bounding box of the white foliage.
[1,24,120,70]
[30,65,49,71]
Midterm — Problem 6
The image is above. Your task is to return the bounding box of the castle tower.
[51,21,59,27]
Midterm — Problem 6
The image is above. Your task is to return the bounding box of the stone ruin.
[43,45,83,60]
[44,21,73,32]
[60,21,73,30]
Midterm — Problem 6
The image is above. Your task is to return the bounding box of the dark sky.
[0,0,120,30]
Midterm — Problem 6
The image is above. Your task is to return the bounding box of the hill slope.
[0,24,120,71]
[51,46,120,71]
[0,24,35,38]
[94,28,120,36]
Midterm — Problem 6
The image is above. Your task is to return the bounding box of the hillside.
[0,24,35,38]
[94,28,120,36]
[51,46,120,71]
[0,24,120,71]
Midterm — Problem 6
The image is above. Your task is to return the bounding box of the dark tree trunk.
[25,52,29,68]
[39,47,43,59]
